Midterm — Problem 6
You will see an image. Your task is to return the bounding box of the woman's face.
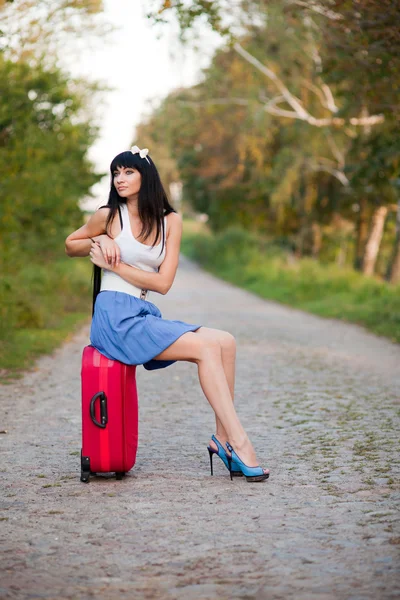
[113,166,142,198]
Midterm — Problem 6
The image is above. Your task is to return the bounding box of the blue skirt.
[90,291,202,371]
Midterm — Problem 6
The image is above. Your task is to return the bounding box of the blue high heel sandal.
[225,442,269,482]
[207,435,243,477]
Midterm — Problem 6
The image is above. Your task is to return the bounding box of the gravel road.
[1,256,399,600]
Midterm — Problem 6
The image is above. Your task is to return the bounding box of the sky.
[64,1,220,210]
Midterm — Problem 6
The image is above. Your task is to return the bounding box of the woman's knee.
[195,327,235,350]
[192,327,235,361]
[219,331,236,356]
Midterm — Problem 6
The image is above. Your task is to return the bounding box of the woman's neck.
[125,197,139,217]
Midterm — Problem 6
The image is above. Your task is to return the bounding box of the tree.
[0,0,108,64]
[145,0,400,276]
[0,54,102,268]
[388,196,400,284]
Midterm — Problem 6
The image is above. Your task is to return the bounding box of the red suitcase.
[80,345,139,483]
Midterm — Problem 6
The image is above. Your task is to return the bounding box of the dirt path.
[1,256,399,600]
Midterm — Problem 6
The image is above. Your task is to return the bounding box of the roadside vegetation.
[0,260,91,379]
[0,1,105,378]
[181,220,400,343]
[143,1,399,284]
[143,1,399,343]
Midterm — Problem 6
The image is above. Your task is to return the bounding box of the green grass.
[0,257,92,379]
[181,221,400,344]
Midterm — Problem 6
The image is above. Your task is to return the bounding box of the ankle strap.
[212,434,222,449]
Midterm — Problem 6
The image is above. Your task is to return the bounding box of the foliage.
[321,0,400,117]
[0,0,107,63]
[181,221,400,343]
[0,0,105,376]
[0,54,102,268]
[0,258,92,377]
[143,0,400,280]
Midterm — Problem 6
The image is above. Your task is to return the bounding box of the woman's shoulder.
[164,210,182,224]
[95,205,112,220]
[164,211,182,240]
[87,205,111,228]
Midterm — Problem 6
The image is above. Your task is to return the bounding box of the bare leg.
[152,329,268,472]
[192,327,236,449]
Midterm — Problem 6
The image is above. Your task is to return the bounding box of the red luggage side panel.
[81,346,138,479]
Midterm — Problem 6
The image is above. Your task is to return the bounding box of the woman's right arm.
[65,207,110,258]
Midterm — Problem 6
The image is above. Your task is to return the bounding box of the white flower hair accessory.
[130,144,150,164]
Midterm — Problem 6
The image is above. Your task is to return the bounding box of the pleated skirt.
[90,291,202,371]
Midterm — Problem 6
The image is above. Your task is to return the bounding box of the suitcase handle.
[90,391,108,429]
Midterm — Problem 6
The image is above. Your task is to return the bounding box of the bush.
[0,257,92,375]
[182,222,400,344]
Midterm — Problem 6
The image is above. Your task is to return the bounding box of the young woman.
[65,145,269,482]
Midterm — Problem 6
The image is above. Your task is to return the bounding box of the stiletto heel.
[207,435,243,477]
[226,455,233,481]
[226,442,269,482]
[208,447,214,476]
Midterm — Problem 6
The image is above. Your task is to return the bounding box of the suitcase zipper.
[121,365,127,470]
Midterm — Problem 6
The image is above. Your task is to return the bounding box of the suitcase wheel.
[80,450,91,483]
[116,472,125,480]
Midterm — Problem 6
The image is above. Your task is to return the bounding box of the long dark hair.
[92,150,177,313]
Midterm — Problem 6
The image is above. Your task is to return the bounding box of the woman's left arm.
[90,212,183,295]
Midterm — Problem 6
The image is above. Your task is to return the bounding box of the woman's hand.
[97,235,121,268]
[89,241,117,270]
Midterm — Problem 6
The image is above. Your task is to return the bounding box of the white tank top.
[100,203,167,301]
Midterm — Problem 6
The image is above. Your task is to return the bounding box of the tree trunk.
[311,222,322,258]
[336,240,348,267]
[388,235,400,284]
[362,205,388,276]
[354,197,369,270]
[295,225,305,258]
[388,199,400,284]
